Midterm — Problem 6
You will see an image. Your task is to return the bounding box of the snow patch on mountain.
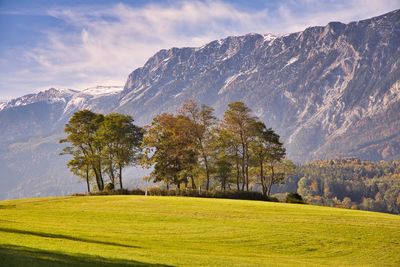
[263,33,277,42]
[218,73,241,95]
[62,85,123,115]
[283,56,299,69]
[80,86,123,96]
[0,101,7,111]
[0,86,123,116]
[0,88,77,111]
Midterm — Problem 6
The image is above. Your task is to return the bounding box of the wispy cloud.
[0,0,398,99]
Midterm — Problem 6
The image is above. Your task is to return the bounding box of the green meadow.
[0,195,399,266]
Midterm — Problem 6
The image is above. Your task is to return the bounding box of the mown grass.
[0,195,399,266]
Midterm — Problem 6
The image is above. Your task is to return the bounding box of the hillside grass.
[0,196,399,266]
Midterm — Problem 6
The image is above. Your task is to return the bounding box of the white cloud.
[0,0,399,99]
[274,0,400,33]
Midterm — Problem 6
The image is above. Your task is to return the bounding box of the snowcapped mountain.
[0,85,127,199]
[62,85,123,116]
[0,88,77,112]
[0,86,123,145]
[0,86,123,114]
[0,9,399,199]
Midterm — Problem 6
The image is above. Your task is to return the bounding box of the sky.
[0,0,399,100]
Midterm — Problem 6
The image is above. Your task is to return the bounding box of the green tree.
[221,102,257,191]
[266,159,295,196]
[250,121,287,196]
[179,100,216,190]
[62,148,93,193]
[214,151,232,192]
[142,113,198,189]
[61,110,105,191]
[98,113,143,189]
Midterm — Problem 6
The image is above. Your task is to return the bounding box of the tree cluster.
[274,159,400,214]
[141,100,292,196]
[61,110,143,192]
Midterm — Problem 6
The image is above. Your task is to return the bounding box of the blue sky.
[0,0,399,99]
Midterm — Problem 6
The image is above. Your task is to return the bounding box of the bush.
[268,196,280,202]
[145,188,278,202]
[285,192,304,204]
[87,188,145,196]
[104,183,115,191]
[76,187,280,203]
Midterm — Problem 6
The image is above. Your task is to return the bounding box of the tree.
[60,110,105,191]
[266,159,295,196]
[61,110,142,192]
[140,101,292,197]
[142,113,198,189]
[342,197,353,209]
[62,148,93,193]
[249,121,289,196]
[214,151,232,192]
[221,102,257,191]
[215,128,242,190]
[98,113,143,189]
[179,100,216,190]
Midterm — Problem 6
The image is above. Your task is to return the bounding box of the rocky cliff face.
[118,9,400,162]
[0,10,399,199]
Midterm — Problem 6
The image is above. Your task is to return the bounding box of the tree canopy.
[61,110,143,192]
[142,100,291,196]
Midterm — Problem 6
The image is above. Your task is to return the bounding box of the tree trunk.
[86,165,90,193]
[92,165,102,191]
[235,153,240,190]
[241,143,246,191]
[119,164,123,190]
[109,162,115,185]
[86,145,103,191]
[98,162,104,191]
[260,160,266,196]
[190,176,196,189]
[204,155,210,191]
[267,164,275,197]
[245,145,249,191]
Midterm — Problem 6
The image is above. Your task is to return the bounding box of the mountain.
[0,10,399,199]
[0,86,123,144]
[0,86,125,199]
[117,10,400,162]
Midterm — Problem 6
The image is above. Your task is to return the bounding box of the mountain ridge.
[117,9,400,162]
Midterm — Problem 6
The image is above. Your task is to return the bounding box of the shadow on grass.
[0,204,16,209]
[0,227,139,249]
[0,244,173,267]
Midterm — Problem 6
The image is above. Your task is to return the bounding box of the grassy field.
[0,196,399,266]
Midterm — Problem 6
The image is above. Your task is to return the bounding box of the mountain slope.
[0,86,123,144]
[0,86,125,199]
[118,9,400,162]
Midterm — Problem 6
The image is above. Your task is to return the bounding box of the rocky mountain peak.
[117,9,400,162]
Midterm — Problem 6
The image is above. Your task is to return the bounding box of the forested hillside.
[274,159,400,214]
